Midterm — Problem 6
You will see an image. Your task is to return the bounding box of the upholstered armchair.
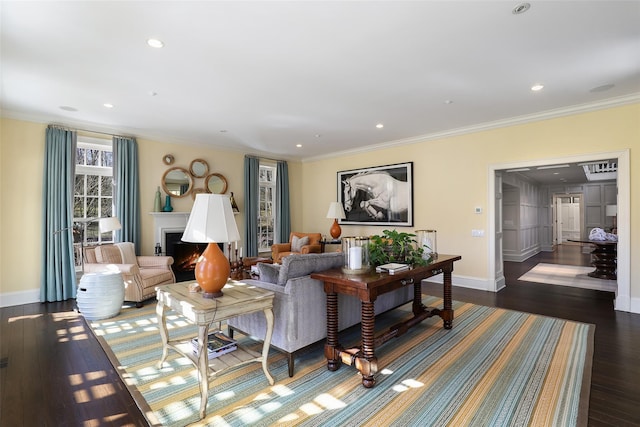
[84,242,175,307]
[271,232,322,263]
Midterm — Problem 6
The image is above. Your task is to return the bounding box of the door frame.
[488,149,630,312]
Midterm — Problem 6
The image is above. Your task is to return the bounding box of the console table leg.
[325,292,340,371]
[442,269,454,330]
[360,301,377,388]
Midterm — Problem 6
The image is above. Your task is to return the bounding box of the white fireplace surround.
[150,212,190,254]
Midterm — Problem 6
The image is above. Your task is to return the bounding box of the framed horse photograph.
[337,162,413,226]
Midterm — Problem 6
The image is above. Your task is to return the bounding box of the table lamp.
[326,201,346,239]
[182,194,240,298]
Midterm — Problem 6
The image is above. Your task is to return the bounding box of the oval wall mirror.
[190,159,209,178]
[162,167,193,198]
[205,173,228,194]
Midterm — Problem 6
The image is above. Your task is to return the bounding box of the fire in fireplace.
[164,232,222,282]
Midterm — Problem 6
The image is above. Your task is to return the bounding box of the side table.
[156,280,275,419]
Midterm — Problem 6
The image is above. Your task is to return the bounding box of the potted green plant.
[368,229,428,267]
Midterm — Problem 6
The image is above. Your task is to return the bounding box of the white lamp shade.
[605,205,617,217]
[99,217,122,233]
[182,194,240,243]
[326,202,346,219]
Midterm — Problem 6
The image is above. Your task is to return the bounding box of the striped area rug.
[88,297,593,427]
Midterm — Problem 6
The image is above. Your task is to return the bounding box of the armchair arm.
[137,256,174,269]
[271,243,292,259]
[301,244,321,254]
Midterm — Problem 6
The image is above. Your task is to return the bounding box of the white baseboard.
[618,295,640,314]
[423,274,492,291]
[0,289,40,308]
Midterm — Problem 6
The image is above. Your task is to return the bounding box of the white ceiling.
[2,1,639,163]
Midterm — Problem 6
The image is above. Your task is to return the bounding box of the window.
[258,164,276,252]
[74,137,114,267]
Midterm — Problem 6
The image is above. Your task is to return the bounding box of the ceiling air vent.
[582,161,617,181]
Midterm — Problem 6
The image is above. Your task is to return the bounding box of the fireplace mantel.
[149,212,191,253]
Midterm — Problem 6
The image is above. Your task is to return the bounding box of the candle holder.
[342,236,371,274]
[416,229,437,261]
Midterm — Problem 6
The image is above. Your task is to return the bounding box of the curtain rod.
[244,154,286,163]
[48,123,134,139]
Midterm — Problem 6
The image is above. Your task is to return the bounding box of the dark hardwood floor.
[1,245,639,426]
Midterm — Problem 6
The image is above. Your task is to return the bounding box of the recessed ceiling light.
[219,130,227,133]
[531,84,544,91]
[148,91,158,96]
[537,164,569,170]
[147,38,164,48]
[376,123,384,129]
[444,100,453,105]
[296,144,302,148]
[103,103,114,108]
[512,2,531,15]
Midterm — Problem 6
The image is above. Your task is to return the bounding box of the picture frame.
[337,162,413,226]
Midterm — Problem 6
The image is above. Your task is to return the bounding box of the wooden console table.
[156,281,275,419]
[311,254,461,388]
[568,239,617,280]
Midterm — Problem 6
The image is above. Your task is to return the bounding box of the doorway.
[553,193,583,244]
[488,150,630,312]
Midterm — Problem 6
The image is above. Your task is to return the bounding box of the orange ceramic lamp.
[326,202,346,239]
[182,194,240,298]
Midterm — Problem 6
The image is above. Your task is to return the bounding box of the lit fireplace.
[164,232,223,282]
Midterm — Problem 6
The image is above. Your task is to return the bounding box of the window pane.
[74,197,85,217]
[101,198,112,218]
[86,197,99,217]
[74,175,85,196]
[86,222,99,243]
[101,176,113,196]
[87,175,99,196]
[102,151,113,167]
[76,148,85,165]
[86,149,99,166]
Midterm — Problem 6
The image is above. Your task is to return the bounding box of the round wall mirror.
[162,167,193,198]
[205,173,228,194]
[189,159,209,178]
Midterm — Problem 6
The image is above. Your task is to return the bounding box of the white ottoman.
[76,271,125,320]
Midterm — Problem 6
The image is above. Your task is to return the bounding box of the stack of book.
[375,263,409,274]
[191,331,237,359]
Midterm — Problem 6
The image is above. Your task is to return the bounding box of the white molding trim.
[422,274,492,291]
[1,289,40,308]
[304,94,640,162]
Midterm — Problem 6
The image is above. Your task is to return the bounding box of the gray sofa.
[227,252,413,377]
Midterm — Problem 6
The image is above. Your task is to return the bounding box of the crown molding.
[302,93,640,162]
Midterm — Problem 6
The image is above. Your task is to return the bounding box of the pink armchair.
[271,232,322,263]
[84,243,175,307]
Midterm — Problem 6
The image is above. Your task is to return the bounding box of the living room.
[1,1,640,425]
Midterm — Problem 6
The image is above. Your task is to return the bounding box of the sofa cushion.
[258,263,281,284]
[115,242,138,265]
[291,235,309,252]
[277,252,343,286]
[95,245,122,264]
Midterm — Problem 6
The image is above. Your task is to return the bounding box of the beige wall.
[301,104,639,309]
[1,104,638,310]
[0,118,304,304]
